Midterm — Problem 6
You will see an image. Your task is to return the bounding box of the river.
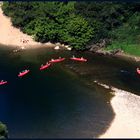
[0,45,140,138]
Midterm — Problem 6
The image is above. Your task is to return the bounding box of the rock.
[65,45,69,48]
[62,44,65,47]
[54,46,60,50]
[55,42,61,46]
[45,42,55,47]
[89,45,99,52]
[88,38,112,51]
[67,47,72,50]
[21,46,25,50]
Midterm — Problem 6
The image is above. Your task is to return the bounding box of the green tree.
[2,2,94,50]
[0,122,8,139]
[60,15,94,50]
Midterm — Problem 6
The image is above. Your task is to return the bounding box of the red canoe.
[136,68,140,74]
[70,57,87,62]
[18,69,30,77]
[0,80,8,85]
[49,57,65,63]
[40,62,51,70]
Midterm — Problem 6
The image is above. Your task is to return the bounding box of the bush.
[0,122,8,139]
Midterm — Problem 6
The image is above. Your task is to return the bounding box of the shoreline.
[115,52,140,62]
[0,4,56,50]
[94,81,140,138]
[92,49,140,63]
[0,3,140,62]
[1,2,140,138]
[0,4,72,51]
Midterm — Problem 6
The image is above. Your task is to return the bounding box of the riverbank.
[0,3,72,51]
[94,81,140,138]
[90,47,140,63]
[1,2,140,138]
[115,52,140,62]
[0,2,140,61]
[0,4,56,50]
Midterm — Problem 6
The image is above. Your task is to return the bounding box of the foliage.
[106,12,140,56]
[0,122,8,139]
[2,1,140,51]
[74,2,140,41]
[2,2,94,50]
[59,15,94,50]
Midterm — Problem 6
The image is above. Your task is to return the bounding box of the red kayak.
[49,57,65,63]
[18,69,30,77]
[40,62,51,70]
[70,56,87,62]
[136,68,140,74]
[0,80,8,85]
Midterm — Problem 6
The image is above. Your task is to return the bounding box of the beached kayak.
[0,80,8,85]
[18,69,30,77]
[136,68,140,74]
[40,62,51,70]
[70,56,87,62]
[49,57,65,63]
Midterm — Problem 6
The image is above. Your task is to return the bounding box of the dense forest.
[2,2,140,54]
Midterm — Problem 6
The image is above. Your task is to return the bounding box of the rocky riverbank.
[88,38,140,62]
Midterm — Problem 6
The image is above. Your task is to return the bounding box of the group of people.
[20,38,29,44]
[13,38,30,53]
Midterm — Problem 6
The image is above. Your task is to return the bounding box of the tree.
[60,15,94,50]
[2,1,94,50]
[0,122,8,139]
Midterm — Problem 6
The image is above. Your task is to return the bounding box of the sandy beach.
[1,2,140,138]
[0,4,54,49]
[95,82,140,138]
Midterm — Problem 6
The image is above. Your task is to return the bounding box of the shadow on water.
[2,45,138,138]
[63,51,140,95]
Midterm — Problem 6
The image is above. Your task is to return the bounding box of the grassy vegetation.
[106,12,140,56]
[106,43,140,56]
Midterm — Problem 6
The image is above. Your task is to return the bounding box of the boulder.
[54,46,60,50]
[89,44,99,52]
[55,42,61,46]
[67,47,72,50]
[61,44,65,47]
[65,45,69,48]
